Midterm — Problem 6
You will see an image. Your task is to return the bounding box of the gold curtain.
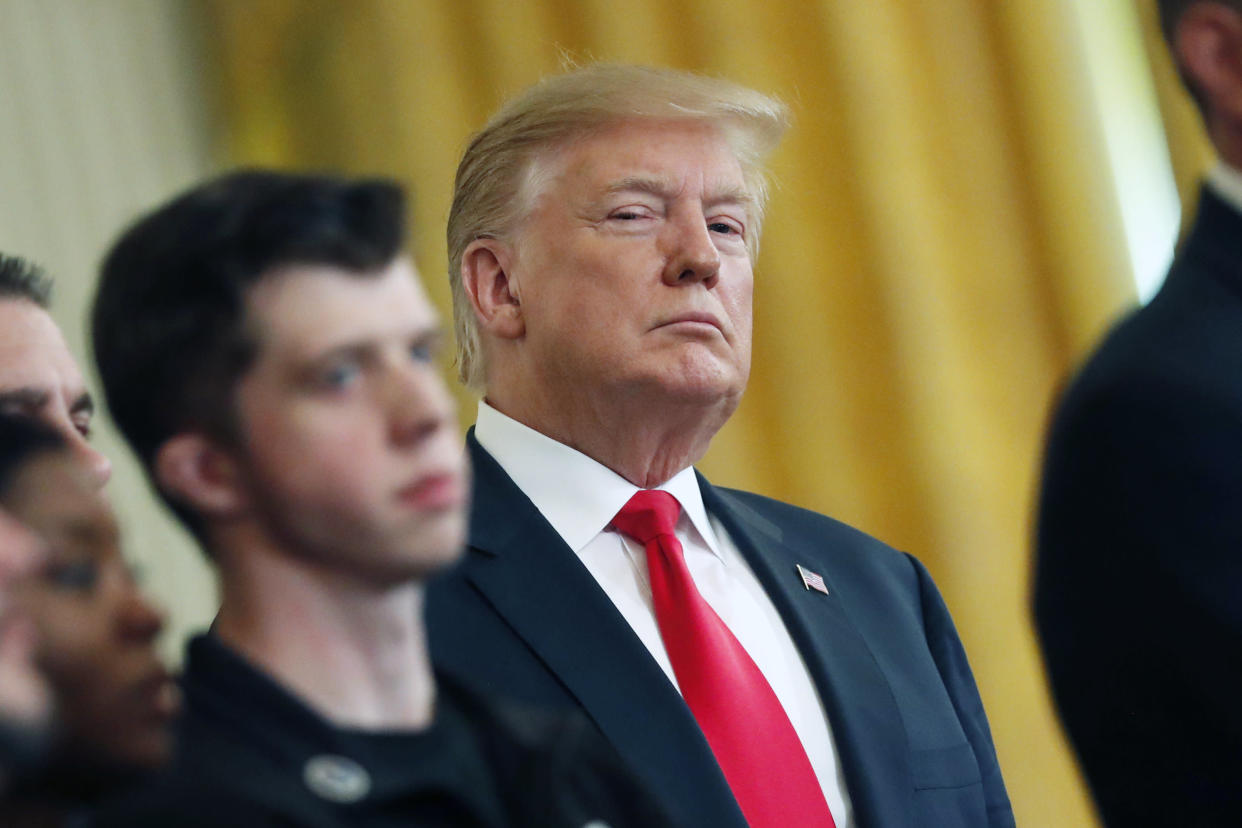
[193,0,1159,823]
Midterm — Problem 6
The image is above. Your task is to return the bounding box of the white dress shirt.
[1208,160,1242,216]
[474,401,854,826]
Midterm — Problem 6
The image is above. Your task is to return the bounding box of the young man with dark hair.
[0,413,174,823]
[91,170,669,827]
[0,254,111,488]
[1035,2,1242,824]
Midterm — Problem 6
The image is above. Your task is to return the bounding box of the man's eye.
[45,560,99,592]
[709,221,740,236]
[610,207,652,221]
[410,344,434,364]
[72,416,92,439]
[321,362,360,389]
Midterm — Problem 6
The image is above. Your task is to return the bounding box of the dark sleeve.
[1034,380,1242,823]
[487,705,677,828]
[910,555,1016,828]
[544,715,677,828]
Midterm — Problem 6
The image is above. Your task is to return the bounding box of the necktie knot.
[611,489,681,545]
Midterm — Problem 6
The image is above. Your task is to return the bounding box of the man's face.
[5,451,175,772]
[508,119,754,410]
[0,300,111,488]
[230,257,467,584]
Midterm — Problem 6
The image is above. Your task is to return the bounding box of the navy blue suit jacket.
[1036,186,1242,825]
[427,434,1013,828]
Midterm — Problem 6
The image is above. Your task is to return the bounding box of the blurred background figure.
[0,506,52,790]
[1035,1,1242,825]
[0,413,176,824]
[0,255,111,490]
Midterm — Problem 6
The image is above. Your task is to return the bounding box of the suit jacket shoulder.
[1035,186,1242,825]
[707,483,1013,828]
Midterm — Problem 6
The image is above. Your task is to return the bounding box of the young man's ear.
[1176,3,1242,122]
[461,239,525,340]
[154,433,248,519]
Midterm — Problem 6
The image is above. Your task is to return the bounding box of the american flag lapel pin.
[796,564,830,595]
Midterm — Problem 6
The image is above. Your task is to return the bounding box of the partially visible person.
[1035,2,1242,824]
[0,255,111,489]
[89,170,673,827]
[0,413,175,823]
[0,505,52,788]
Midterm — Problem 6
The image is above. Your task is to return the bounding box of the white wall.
[0,0,218,660]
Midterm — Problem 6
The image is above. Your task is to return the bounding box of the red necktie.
[611,490,836,828]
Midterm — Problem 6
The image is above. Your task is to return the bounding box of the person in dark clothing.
[89,170,673,827]
[101,636,663,828]
[1035,2,1242,825]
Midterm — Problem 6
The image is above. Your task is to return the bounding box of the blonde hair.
[446,63,789,391]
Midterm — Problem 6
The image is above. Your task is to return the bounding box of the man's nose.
[69,432,112,489]
[662,213,721,287]
[387,362,457,445]
[118,586,165,643]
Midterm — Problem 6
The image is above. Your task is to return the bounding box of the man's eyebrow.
[604,176,674,198]
[302,325,445,365]
[411,326,445,348]
[703,185,755,210]
[603,176,754,208]
[0,388,51,410]
[69,392,95,417]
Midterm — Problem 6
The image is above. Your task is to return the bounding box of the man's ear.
[1176,3,1242,120]
[153,433,248,519]
[461,239,525,340]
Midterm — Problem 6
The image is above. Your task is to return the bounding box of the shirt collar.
[473,400,723,557]
[1207,161,1242,217]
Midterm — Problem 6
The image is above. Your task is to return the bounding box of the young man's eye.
[410,344,433,363]
[321,362,360,389]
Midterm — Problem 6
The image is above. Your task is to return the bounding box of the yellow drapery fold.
[193,0,1163,823]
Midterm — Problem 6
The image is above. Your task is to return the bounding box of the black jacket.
[1036,185,1242,826]
[93,634,672,827]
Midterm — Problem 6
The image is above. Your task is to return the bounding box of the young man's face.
[230,257,467,584]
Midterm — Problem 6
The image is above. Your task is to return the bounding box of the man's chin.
[643,356,748,405]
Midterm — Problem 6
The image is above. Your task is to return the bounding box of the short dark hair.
[92,169,406,535]
[0,413,65,501]
[0,254,52,308]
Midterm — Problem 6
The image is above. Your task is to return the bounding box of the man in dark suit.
[428,63,1014,828]
[1035,3,1242,824]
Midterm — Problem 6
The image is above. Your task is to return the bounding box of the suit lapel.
[702,475,913,828]
[464,436,748,828]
